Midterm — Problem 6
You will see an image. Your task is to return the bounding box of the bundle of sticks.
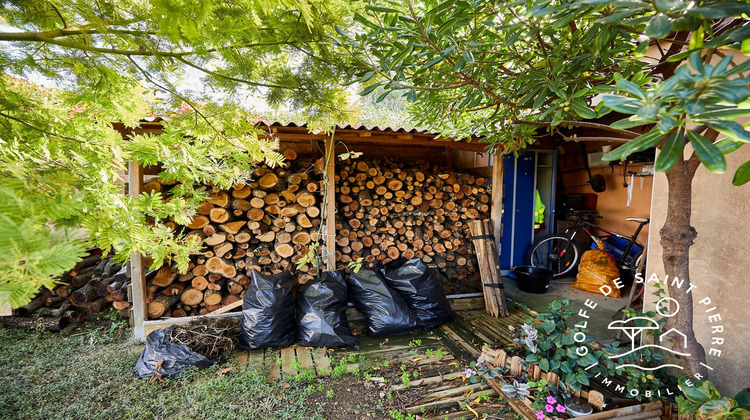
[167,318,236,360]
[2,251,132,331]
[334,158,491,295]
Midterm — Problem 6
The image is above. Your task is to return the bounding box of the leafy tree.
[0,0,356,308]
[335,0,750,377]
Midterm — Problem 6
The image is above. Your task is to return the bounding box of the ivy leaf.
[655,129,684,172]
[686,130,726,173]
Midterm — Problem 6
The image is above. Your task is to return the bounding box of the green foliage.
[0,327,323,419]
[0,0,358,308]
[500,380,531,400]
[336,0,750,171]
[511,299,602,392]
[677,376,750,420]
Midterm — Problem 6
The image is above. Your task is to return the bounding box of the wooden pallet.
[233,344,332,379]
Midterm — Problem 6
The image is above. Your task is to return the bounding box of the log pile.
[142,150,323,319]
[1,251,132,331]
[333,159,490,295]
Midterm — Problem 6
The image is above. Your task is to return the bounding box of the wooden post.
[128,161,147,339]
[324,136,336,271]
[490,154,504,255]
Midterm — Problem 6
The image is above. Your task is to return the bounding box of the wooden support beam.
[128,161,147,339]
[324,136,336,271]
[490,155,504,254]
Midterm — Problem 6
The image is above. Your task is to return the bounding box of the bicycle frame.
[558,217,646,268]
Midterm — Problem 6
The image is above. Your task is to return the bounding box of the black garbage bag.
[346,269,422,337]
[296,271,358,348]
[238,270,296,350]
[135,325,212,378]
[379,257,455,329]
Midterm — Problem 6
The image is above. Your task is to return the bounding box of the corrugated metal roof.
[260,121,435,135]
[138,117,454,138]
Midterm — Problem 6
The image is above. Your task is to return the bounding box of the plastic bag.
[135,325,212,378]
[238,270,296,349]
[296,271,358,348]
[572,250,621,297]
[347,269,422,337]
[379,257,455,329]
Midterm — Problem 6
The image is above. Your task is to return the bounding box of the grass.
[0,326,323,420]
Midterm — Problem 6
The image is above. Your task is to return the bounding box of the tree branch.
[512,120,641,139]
[0,31,297,57]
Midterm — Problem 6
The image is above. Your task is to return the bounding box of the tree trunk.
[660,158,707,378]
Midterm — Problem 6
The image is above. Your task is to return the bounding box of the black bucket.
[512,266,552,294]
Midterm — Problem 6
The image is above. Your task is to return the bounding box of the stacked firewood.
[143,150,323,319]
[334,159,490,295]
[2,251,132,331]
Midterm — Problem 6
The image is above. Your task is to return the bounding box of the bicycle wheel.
[527,234,580,278]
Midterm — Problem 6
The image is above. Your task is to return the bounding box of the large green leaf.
[645,14,672,39]
[703,120,750,142]
[727,408,750,420]
[678,377,722,404]
[714,138,744,155]
[687,130,726,173]
[655,129,684,172]
[697,398,736,419]
[570,99,596,119]
[603,129,663,161]
[676,395,703,415]
[733,389,750,408]
[732,160,750,186]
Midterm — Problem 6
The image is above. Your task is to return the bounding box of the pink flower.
[546,396,557,404]
[535,411,546,420]
[545,404,554,413]
[556,404,566,413]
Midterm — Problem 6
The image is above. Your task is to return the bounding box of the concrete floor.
[503,273,637,344]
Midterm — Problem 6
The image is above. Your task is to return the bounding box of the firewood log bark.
[0,316,69,332]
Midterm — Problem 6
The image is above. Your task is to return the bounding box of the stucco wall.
[645,145,750,395]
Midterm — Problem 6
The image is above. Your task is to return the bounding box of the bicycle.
[527,210,649,278]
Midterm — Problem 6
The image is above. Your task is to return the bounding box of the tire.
[527,234,580,278]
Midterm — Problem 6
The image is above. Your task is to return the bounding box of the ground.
[503,273,638,342]
[0,314,518,420]
[0,323,323,420]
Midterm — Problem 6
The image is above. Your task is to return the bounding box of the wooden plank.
[390,371,466,391]
[324,136,336,271]
[405,389,496,414]
[281,346,298,377]
[233,350,248,367]
[208,299,242,315]
[439,324,481,358]
[311,348,331,376]
[296,347,315,372]
[413,383,491,405]
[266,348,281,380]
[128,161,147,340]
[490,155,504,256]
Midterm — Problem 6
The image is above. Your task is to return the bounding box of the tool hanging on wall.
[627,173,634,207]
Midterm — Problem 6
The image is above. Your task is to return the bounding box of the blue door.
[500,152,537,270]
